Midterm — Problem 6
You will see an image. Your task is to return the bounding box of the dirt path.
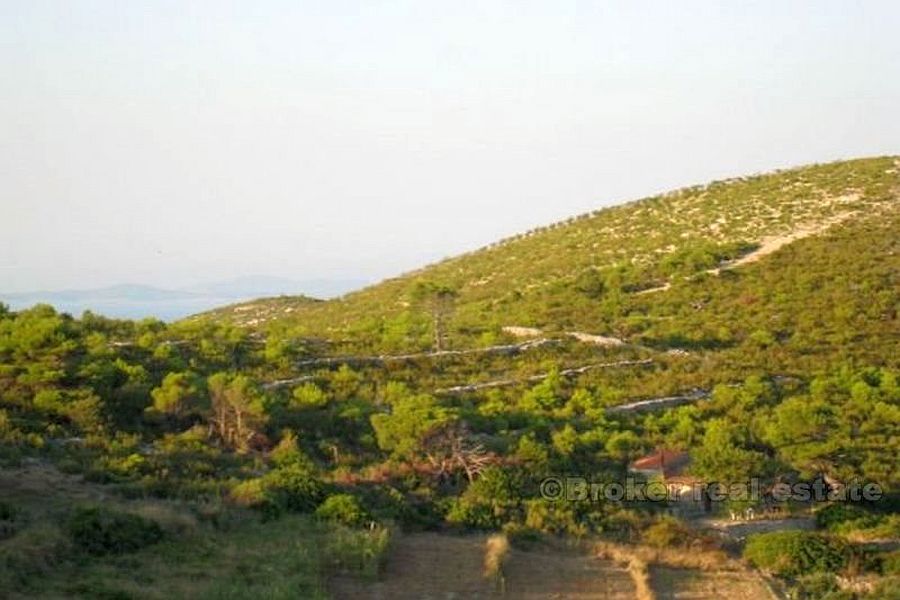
[694,516,816,544]
[632,206,859,296]
[719,209,856,271]
[330,533,634,599]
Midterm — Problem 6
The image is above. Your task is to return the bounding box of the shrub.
[815,504,880,531]
[743,531,851,577]
[101,453,147,478]
[502,522,542,548]
[523,498,587,536]
[866,514,900,540]
[269,431,314,469]
[601,510,644,543]
[574,268,606,299]
[229,478,269,508]
[880,550,900,576]
[321,524,391,580]
[642,516,692,549]
[66,506,163,556]
[264,464,326,513]
[291,383,328,409]
[446,467,524,530]
[792,573,839,598]
[316,494,368,527]
[229,464,326,517]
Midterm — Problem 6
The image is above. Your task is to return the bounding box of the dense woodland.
[1,157,898,598]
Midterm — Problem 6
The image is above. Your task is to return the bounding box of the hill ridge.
[193,156,898,349]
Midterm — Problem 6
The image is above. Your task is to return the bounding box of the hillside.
[2,156,898,599]
[187,157,899,405]
[195,157,898,356]
[193,294,323,327]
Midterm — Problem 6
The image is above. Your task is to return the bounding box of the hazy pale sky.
[2,1,899,293]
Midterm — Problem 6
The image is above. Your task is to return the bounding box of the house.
[629,449,709,511]
[629,448,691,480]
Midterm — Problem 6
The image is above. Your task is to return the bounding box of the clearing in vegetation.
[330,532,635,599]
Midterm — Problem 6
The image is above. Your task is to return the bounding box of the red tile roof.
[629,449,691,478]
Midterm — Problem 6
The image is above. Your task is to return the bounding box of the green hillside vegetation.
[197,294,323,329]
[1,157,898,598]
[197,157,896,352]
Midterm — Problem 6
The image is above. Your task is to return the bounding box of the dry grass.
[322,524,392,581]
[483,533,510,593]
[650,566,780,600]
[126,500,199,535]
[596,539,737,572]
[643,545,737,571]
[628,558,656,600]
[595,540,775,600]
[594,542,656,600]
[332,532,636,599]
[0,521,71,592]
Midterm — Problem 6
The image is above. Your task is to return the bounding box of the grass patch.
[594,542,656,600]
[320,523,392,581]
[0,502,390,599]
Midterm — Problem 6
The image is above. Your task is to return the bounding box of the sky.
[2,0,899,294]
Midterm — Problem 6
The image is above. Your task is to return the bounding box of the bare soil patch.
[650,566,776,599]
[330,532,634,599]
[721,209,856,270]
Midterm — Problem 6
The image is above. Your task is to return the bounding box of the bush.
[743,531,851,577]
[792,573,839,598]
[446,467,524,530]
[501,522,542,548]
[815,504,880,531]
[229,478,269,508]
[269,431,315,469]
[642,516,692,548]
[880,550,900,576]
[523,498,587,536]
[600,510,644,543]
[229,464,326,518]
[264,464,326,513]
[316,494,369,527]
[66,506,163,556]
[321,524,391,580]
